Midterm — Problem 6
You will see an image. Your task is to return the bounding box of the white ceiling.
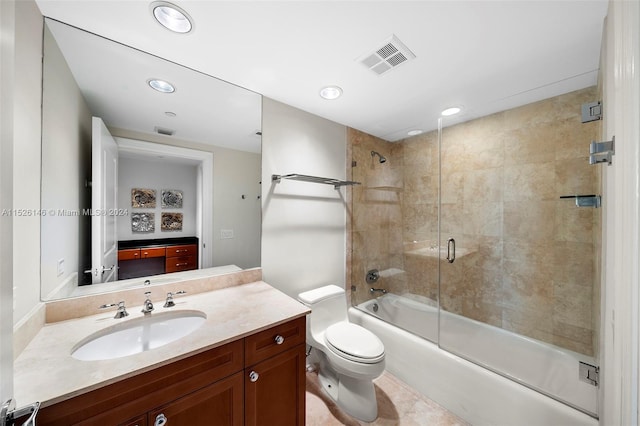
[36,0,609,143]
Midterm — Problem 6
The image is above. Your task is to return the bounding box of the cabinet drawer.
[140,247,165,258]
[118,249,140,261]
[245,316,306,366]
[166,244,197,258]
[165,256,197,273]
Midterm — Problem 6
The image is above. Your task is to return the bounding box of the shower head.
[371,151,387,164]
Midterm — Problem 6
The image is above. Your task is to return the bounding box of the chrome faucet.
[370,288,387,295]
[141,291,154,315]
[99,301,129,319]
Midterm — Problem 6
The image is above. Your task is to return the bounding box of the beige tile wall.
[349,86,601,356]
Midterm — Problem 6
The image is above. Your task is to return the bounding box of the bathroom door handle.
[1,399,40,426]
[101,265,114,273]
[446,238,456,263]
[83,265,113,276]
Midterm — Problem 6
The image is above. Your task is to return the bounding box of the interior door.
[91,117,118,284]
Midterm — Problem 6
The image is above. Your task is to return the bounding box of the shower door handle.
[446,238,456,263]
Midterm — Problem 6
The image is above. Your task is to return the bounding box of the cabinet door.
[148,372,243,426]
[245,344,306,426]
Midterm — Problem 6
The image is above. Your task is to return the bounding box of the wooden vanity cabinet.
[37,317,307,426]
[244,316,307,426]
[118,241,198,279]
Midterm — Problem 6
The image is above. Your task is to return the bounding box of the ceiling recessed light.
[441,106,462,116]
[151,1,193,34]
[319,86,343,100]
[407,129,423,136]
[148,79,175,93]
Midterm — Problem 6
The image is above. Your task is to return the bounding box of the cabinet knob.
[274,335,285,345]
[249,371,259,382]
[154,413,168,426]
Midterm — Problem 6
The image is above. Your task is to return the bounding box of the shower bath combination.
[371,151,386,163]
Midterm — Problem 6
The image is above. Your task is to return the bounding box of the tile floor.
[305,370,470,426]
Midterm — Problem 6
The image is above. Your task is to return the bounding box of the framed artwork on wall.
[131,212,155,233]
[131,188,156,208]
[162,189,183,208]
[161,212,183,231]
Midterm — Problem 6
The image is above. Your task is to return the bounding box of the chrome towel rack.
[272,174,360,190]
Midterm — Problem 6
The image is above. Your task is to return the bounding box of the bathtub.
[350,293,598,426]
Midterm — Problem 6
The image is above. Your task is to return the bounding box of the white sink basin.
[71,310,207,361]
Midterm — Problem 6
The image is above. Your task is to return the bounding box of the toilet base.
[318,365,379,422]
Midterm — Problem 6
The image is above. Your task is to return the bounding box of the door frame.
[116,138,214,269]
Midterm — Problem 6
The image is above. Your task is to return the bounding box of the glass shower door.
[437,87,601,417]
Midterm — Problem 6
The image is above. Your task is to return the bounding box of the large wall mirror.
[41,18,262,301]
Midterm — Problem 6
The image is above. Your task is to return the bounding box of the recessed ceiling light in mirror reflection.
[407,129,423,136]
[441,106,462,116]
[151,1,193,34]
[148,78,175,93]
[319,86,343,100]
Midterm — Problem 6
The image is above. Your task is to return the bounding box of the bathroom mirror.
[40,18,262,301]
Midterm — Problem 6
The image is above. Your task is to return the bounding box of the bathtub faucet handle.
[366,269,380,284]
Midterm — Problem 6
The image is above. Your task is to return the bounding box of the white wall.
[211,146,262,269]
[40,23,92,300]
[13,1,45,324]
[0,0,16,401]
[117,156,197,240]
[261,98,348,299]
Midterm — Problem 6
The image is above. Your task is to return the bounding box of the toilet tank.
[298,285,349,336]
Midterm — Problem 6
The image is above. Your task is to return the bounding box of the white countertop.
[14,281,309,408]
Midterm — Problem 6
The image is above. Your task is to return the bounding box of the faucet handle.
[99,301,129,319]
[163,290,187,308]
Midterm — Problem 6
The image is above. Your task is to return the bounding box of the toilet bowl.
[298,285,385,422]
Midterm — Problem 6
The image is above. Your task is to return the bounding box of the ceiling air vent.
[357,34,416,76]
[154,126,175,136]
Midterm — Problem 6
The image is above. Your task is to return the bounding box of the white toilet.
[298,284,385,422]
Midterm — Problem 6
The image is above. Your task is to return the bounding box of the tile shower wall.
[350,87,601,356]
[349,129,406,306]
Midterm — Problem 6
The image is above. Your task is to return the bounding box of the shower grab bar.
[272,174,360,190]
[446,238,456,263]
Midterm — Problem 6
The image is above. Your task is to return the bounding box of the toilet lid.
[325,323,385,360]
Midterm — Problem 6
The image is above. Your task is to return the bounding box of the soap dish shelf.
[272,174,361,190]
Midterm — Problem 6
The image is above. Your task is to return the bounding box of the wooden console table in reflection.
[117,237,199,280]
